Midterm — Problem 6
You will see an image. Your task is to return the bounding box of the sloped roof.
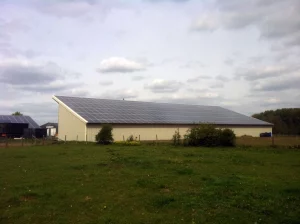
[53,95,272,126]
[0,115,40,128]
[40,122,58,129]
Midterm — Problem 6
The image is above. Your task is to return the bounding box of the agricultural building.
[53,96,273,142]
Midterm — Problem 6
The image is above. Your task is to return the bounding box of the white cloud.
[97,57,146,73]
[190,17,219,32]
[145,79,182,93]
[99,89,138,99]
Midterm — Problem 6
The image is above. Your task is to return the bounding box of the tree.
[12,111,23,116]
[95,124,114,144]
[252,108,300,135]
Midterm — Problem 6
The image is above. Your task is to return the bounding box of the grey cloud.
[210,82,224,88]
[254,76,300,92]
[146,94,223,107]
[132,76,146,81]
[235,64,299,81]
[186,75,211,83]
[0,65,58,85]
[194,0,300,47]
[0,44,42,58]
[2,101,60,125]
[216,75,230,82]
[99,80,113,86]
[0,19,30,41]
[146,0,190,3]
[145,79,182,93]
[224,59,234,66]
[0,61,82,93]
[180,60,205,69]
[17,82,82,93]
[99,89,138,100]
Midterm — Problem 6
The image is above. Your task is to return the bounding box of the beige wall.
[86,124,272,142]
[58,105,86,141]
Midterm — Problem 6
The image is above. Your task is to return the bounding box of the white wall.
[86,124,272,142]
[58,105,86,141]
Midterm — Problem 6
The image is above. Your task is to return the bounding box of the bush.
[172,129,181,146]
[127,135,135,142]
[184,124,236,147]
[114,141,141,146]
[95,124,113,144]
[220,129,236,146]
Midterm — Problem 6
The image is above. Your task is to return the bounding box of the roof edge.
[86,122,273,127]
[52,95,88,123]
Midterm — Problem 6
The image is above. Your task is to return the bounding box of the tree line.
[252,108,300,135]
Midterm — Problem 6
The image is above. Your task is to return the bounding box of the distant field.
[0,144,300,224]
[237,136,300,146]
[1,136,300,148]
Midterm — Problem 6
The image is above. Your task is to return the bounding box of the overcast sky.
[1,0,299,125]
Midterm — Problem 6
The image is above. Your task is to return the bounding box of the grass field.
[1,144,300,224]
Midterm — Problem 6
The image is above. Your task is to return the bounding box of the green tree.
[95,124,114,144]
[252,108,300,135]
[12,111,23,116]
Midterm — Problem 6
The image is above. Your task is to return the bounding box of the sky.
[0,0,299,125]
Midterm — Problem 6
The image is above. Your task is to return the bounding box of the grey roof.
[40,122,58,129]
[0,115,40,128]
[54,96,272,126]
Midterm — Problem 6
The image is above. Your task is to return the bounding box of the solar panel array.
[55,96,272,126]
[0,115,40,128]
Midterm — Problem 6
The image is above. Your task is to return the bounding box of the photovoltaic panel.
[0,115,40,128]
[54,96,272,126]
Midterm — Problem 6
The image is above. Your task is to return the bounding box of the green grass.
[0,144,300,224]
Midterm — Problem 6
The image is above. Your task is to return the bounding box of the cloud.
[253,76,300,91]
[210,82,224,88]
[145,79,182,93]
[186,75,211,83]
[190,17,219,32]
[146,0,190,3]
[34,1,95,18]
[99,80,113,86]
[0,19,30,41]
[216,75,230,82]
[180,60,205,69]
[0,60,81,93]
[145,92,222,106]
[97,57,146,73]
[132,76,146,81]
[99,89,138,99]
[224,59,234,66]
[235,65,298,81]
[192,0,300,47]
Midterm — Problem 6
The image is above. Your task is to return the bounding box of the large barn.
[53,95,272,142]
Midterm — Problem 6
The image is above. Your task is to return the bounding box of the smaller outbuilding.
[40,122,58,137]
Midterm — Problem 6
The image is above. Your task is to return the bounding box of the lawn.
[0,144,300,224]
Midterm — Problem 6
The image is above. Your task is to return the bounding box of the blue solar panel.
[54,96,272,126]
[0,115,40,128]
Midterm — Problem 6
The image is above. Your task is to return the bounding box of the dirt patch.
[160,188,170,193]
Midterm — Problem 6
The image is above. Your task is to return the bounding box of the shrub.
[172,129,181,145]
[95,124,113,144]
[184,124,236,147]
[220,128,236,146]
[114,141,141,146]
[127,135,134,142]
